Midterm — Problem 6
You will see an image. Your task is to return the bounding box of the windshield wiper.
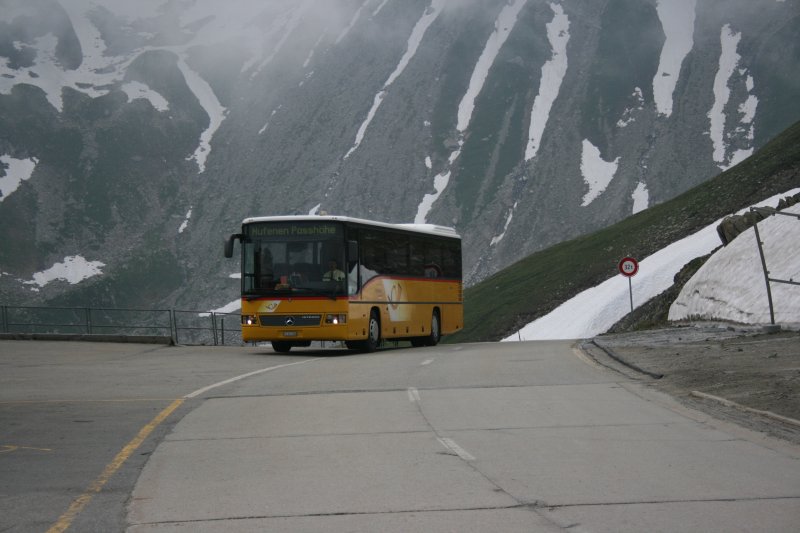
[292,286,340,300]
[244,286,341,301]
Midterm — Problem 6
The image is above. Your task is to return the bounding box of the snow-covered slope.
[503,189,800,341]
[670,203,800,325]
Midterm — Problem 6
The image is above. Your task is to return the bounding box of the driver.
[322,259,345,282]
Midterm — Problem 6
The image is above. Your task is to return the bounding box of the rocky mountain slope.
[1,0,799,311]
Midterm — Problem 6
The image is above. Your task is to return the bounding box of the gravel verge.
[582,323,800,445]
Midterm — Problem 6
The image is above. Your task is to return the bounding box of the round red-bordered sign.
[618,257,639,277]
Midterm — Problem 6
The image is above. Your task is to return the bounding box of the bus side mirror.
[347,240,358,263]
[224,233,243,258]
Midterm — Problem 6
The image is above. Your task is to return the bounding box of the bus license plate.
[282,331,298,337]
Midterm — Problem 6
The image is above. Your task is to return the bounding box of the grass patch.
[447,119,800,343]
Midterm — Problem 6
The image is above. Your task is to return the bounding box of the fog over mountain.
[1,0,798,312]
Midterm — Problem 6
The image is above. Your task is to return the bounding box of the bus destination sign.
[248,223,340,238]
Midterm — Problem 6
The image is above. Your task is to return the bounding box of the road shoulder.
[581,324,800,446]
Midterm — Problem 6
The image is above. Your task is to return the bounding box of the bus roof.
[241,215,460,239]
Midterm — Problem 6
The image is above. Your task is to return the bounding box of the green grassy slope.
[449,120,800,343]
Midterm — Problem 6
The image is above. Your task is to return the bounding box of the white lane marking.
[420,358,434,366]
[690,391,800,428]
[184,359,320,398]
[407,387,421,403]
[437,437,476,461]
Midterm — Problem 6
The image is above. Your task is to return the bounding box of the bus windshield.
[242,221,347,298]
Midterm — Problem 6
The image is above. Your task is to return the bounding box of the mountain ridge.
[1,0,799,312]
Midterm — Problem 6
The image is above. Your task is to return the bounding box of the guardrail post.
[1,305,7,333]
[752,217,776,326]
[170,310,178,345]
[85,308,92,334]
[221,318,225,346]
[211,313,219,346]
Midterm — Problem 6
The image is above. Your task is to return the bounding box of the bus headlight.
[242,315,258,326]
[325,314,347,325]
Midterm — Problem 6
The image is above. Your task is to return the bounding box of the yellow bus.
[224,215,463,352]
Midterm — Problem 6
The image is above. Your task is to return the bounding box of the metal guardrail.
[0,305,242,346]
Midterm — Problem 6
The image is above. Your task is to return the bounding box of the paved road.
[0,340,307,533]
[3,340,799,532]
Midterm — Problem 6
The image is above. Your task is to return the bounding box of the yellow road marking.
[46,398,185,533]
[0,398,178,405]
[0,444,53,454]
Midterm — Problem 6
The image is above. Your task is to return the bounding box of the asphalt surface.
[2,335,799,532]
[0,340,303,533]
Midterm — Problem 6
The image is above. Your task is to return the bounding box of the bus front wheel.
[271,341,292,353]
[362,311,381,352]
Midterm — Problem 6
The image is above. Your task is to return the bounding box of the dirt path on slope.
[582,324,800,445]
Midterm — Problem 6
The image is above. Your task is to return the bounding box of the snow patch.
[708,24,758,171]
[709,25,740,166]
[580,139,619,206]
[0,155,37,202]
[457,0,528,132]
[335,0,370,45]
[372,0,391,17]
[121,81,169,112]
[178,207,193,234]
[525,2,569,161]
[414,170,451,224]
[631,182,649,214]
[177,59,227,174]
[210,299,242,314]
[303,35,326,69]
[490,202,518,246]
[653,0,696,117]
[417,0,527,222]
[259,108,279,135]
[24,256,105,288]
[617,87,645,128]
[344,0,446,160]
[238,1,313,76]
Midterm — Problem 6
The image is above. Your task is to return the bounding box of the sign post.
[618,257,639,313]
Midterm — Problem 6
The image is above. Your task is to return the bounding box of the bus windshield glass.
[242,221,347,297]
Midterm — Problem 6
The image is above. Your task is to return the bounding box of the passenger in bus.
[322,259,345,282]
[424,263,441,278]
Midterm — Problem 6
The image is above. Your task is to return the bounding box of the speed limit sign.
[618,257,639,277]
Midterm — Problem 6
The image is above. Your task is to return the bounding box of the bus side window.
[410,243,425,276]
[442,240,461,278]
[385,234,409,275]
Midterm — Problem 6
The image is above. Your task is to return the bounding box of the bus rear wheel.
[411,310,441,347]
[429,311,441,345]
